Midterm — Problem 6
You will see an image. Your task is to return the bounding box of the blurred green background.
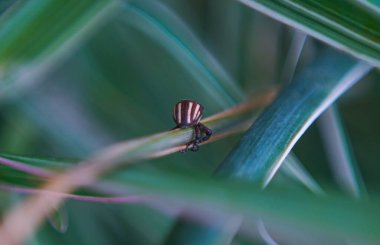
[0,0,379,244]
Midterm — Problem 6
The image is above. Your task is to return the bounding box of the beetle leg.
[198,123,212,142]
[180,126,201,153]
[194,124,202,141]
[190,142,199,152]
[180,124,210,153]
[190,125,201,151]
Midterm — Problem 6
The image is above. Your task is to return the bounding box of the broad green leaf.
[217,49,372,187]
[236,0,380,67]
[109,168,380,241]
[1,157,379,241]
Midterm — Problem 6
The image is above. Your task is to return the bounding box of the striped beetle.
[173,100,212,152]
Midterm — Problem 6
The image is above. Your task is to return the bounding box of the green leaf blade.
[237,0,380,67]
[217,50,372,186]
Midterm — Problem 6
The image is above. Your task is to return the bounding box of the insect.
[172,100,212,152]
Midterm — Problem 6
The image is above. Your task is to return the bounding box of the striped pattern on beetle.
[173,100,203,127]
[172,100,212,152]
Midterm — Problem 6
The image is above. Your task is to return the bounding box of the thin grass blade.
[318,106,367,198]
[281,153,324,195]
[236,0,380,67]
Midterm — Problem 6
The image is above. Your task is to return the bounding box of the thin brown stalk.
[0,183,150,204]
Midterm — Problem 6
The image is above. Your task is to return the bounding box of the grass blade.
[281,153,324,195]
[318,106,367,198]
[279,31,307,84]
[217,49,372,187]
[236,0,380,67]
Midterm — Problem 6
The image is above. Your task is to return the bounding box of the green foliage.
[0,0,379,244]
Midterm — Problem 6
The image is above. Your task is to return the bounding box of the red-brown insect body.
[173,100,204,128]
[172,99,212,152]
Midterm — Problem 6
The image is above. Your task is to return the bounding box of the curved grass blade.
[0,0,119,99]
[122,0,245,107]
[217,49,372,187]
[318,106,367,198]
[281,153,324,195]
[236,0,380,67]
